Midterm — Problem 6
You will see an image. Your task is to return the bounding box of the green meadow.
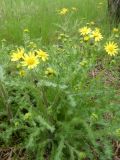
[0,0,107,44]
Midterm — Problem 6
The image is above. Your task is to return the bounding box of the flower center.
[109,46,114,52]
[27,58,35,65]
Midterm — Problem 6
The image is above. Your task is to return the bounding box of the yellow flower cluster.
[58,7,77,15]
[59,8,68,15]
[79,26,103,42]
[79,26,119,56]
[11,47,48,70]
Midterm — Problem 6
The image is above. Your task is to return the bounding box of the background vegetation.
[0,0,107,44]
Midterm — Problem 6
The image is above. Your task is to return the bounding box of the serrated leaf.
[36,115,55,133]
[54,137,64,160]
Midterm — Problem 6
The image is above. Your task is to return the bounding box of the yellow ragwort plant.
[104,41,119,56]
[59,8,69,15]
[11,48,24,62]
[21,52,39,69]
[10,46,49,70]
[79,26,91,36]
[36,49,49,62]
[92,28,103,42]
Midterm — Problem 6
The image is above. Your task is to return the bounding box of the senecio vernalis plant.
[0,20,120,160]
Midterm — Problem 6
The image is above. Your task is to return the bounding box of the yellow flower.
[104,41,119,56]
[22,52,39,69]
[83,36,90,42]
[112,28,119,33]
[92,29,103,42]
[36,49,49,61]
[19,70,26,77]
[45,67,56,76]
[59,8,68,15]
[79,26,91,36]
[11,48,24,62]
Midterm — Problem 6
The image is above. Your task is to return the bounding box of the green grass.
[0,0,107,44]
